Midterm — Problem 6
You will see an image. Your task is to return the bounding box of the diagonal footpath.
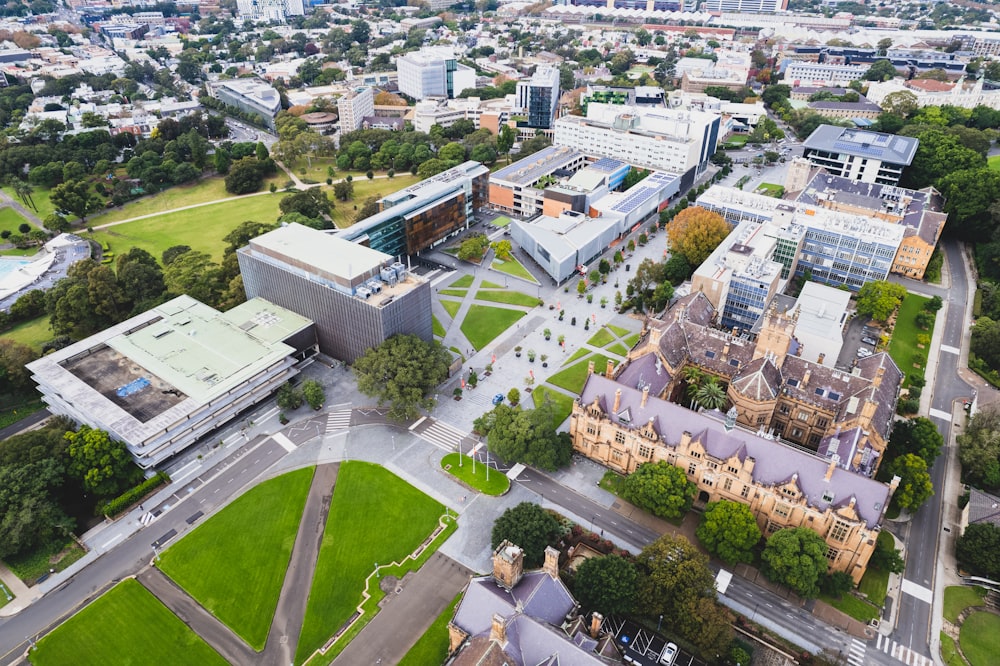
[262,463,340,665]
[138,568,257,665]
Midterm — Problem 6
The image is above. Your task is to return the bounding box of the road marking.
[326,408,352,433]
[171,460,199,483]
[140,512,155,526]
[272,432,296,453]
[901,578,933,603]
[940,344,960,355]
[409,416,427,430]
[414,418,468,452]
[507,463,525,480]
[101,534,124,549]
[929,408,952,420]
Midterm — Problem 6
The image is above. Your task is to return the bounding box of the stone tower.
[492,540,524,590]
[753,304,797,368]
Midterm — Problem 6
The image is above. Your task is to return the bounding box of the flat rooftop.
[492,145,586,186]
[250,222,392,282]
[803,124,919,165]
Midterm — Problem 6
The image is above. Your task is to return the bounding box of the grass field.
[2,185,58,221]
[755,183,785,198]
[941,632,964,666]
[432,314,445,338]
[398,593,462,666]
[0,581,10,609]
[158,468,314,650]
[944,585,987,623]
[440,299,461,319]
[0,206,30,234]
[438,288,467,297]
[449,275,473,288]
[29,579,228,666]
[587,327,615,348]
[990,155,1000,172]
[87,177,236,226]
[88,193,283,262]
[532,385,575,426]
[608,324,629,336]
[296,462,444,664]
[461,304,525,350]
[723,134,749,148]
[328,175,421,229]
[474,289,540,307]
[6,540,85,585]
[564,348,589,365]
[888,294,933,383]
[441,453,510,495]
[481,280,502,288]
[491,216,512,227]
[608,342,629,357]
[623,333,641,348]
[491,256,537,283]
[547,355,614,394]
[5,315,53,351]
[821,592,880,623]
[960,611,1000,666]
[859,565,889,608]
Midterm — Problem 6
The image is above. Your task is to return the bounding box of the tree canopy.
[696,500,762,565]
[886,417,943,468]
[484,402,572,471]
[958,405,1000,491]
[956,522,1000,580]
[64,425,142,499]
[666,206,731,267]
[353,334,451,420]
[491,502,561,568]
[573,554,639,616]
[761,527,828,598]
[886,453,934,511]
[854,280,907,321]
[622,461,696,520]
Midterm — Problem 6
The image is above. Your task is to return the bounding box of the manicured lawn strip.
[887,294,932,384]
[398,593,462,666]
[480,279,503,288]
[960,611,1000,666]
[474,289,540,307]
[449,274,474,288]
[29,579,228,666]
[0,246,40,256]
[548,355,614,394]
[491,256,538,284]
[2,185,58,221]
[5,315,54,351]
[756,183,784,197]
[0,581,10,609]
[564,348,590,365]
[158,468,313,650]
[440,299,462,319]
[327,175,421,229]
[439,288,467,297]
[859,565,889,608]
[460,304,525,350]
[944,585,987,623]
[432,314,445,338]
[533,385,575,426]
[491,215,512,227]
[820,593,879,623]
[297,462,445,664]
[623,333,641,348]
[599,470,627,495]
[940,632,964,666]
[87,194,283,262]
[587,328,615,348]
[87,177,236,226]
[0,206,29,233]
[607,324,630,337]
[441,453,510,495]
[608,342,629,357]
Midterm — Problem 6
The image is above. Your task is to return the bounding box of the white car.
[660,642,678,665]
[857,348,873,358]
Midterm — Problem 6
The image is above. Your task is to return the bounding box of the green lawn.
[398,593,462,666]
[547,355,614,394]
[441,453,510,495]
[2,185,58,221]
[432,314,445,338]
[599,470,627,495]
[858,566,889,607]
[532,385,576,426]
[623,333,641,348]
[440,299,462,319]
[491,256,538,284]
[88,193,284,262]
[86,177,237,226]
[5,315,54,351]
[158,467,313,650]
[29,579,227,666]
[888,294,933,383]
[821,593,880,623]
[491,215,512,227]
[0,206,30,233]
[474,289,540,307]
[328,175,421,229]
[449,274,473,288]
[439,288,467,297]
[608,324,629,337]
[0,581,11,609]
[608,342,629,357]
[941,632,965,666]
[480,279,502,288]
[944,585,987,623]
[460,304,525,350]
[990,155,1000,172]
[564,348,590,365]
[296,462,445,664]
[755,183,785,198]
[587,327,615,348]
[960,611,1000,666]
[723,134,749,148]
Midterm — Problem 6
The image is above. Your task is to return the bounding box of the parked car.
[857,348,873,358]
[862,337,877,346]
[660,643,678,665]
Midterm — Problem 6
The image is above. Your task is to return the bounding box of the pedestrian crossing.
[326,408,352,434]
[846,638,865,666]
[414,418,468,452]
[876,634,933,666]
[140,512,156,526]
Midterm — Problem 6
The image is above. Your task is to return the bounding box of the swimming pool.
[0,257,32,281]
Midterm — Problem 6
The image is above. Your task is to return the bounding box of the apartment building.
[337,86,374,133]
[515,66,561,130]
[236,0,304,23]
[801,125,919,186]
[396,47,477,100]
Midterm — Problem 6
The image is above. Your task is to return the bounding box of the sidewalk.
[0,562,38,617]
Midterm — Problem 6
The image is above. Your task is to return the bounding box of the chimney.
[613,388,622,413]
[825,458,837,482]
[590,612,603,639]
[490,613,507,645]
[802,368,811,387]
[680,430,692,450]
[723,341,731,358]
[873,365,885,388]
[744,456,756,474]
[817,353,825,365]
[641,385,650,408]
[588,360,595,376]
[543,546,559,578]
[606,358,615,377]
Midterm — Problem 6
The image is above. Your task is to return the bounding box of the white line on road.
[929,408,952,420]
[409,416,427,430]
[100,533,123,549]
[171,460,199,484]
[940,344,960,355]
[901,578,933,603]
[272,432,296,453]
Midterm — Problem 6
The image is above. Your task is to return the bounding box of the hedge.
[102,472,170,517]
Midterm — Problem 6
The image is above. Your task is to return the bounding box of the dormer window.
[705,350,716,359]
[823,490,835,503]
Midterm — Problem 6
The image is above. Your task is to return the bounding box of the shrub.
[101,472,169,517]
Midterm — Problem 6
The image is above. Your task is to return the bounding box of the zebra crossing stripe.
[326,409,351,433]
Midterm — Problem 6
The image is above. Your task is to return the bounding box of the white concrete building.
[783,61,868,87]
[866,77,1000,112]
[801,125,919,186]
[338,86,374,133]
[396,47,477,100]
[236,0,304,23]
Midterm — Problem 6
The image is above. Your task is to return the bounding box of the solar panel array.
[833,140,883,158]
[610,172,679,214]
[591,157,626,172]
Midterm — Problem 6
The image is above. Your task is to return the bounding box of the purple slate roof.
[731,356,782,401]
[580,374,892,527]
[851,352,902,440]
[616,351,671,396]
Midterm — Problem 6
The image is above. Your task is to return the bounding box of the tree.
[663,253,692,284]
[333,179,354,201]
[956,523,1000,579]
[637,534,718,640]
[64,426,141,499]
[301,379,325,410]
[697,500,762,565]
[622,461,695,520]
[573,554,638,616]
[354,196,379,223]
[417,158,451,180]
[163,245,192,266]
[887,417,943,467]
[761,527,828,598]
[881,90,918,117]
[280,188,332,219]
[490,239,513,261]
[855,280,907,321]
[903,130,985,191]
[694,377,728,411]
[667,206,730,267]
[224,156,266,194]
[438,141,466,162]
[497,124,515,163]
[50,180,102,222]
[958,406,1000,490]
[864,59,899,81]
[163,250,224,305]
[971,317,1000,373]
[491,502,560,568]
[457,234,490,262]
[0,339,38,392]
[117,248,167,314]
[276,382,304,410]
[353,334,451,420]
[0,459,73,560]
[887,453,933,511]
[937,167,1000,239]
[486,402,572,470]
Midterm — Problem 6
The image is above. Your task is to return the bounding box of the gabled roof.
[731,356,782,402]
[967,488,1000,528]
[616,352,672,397]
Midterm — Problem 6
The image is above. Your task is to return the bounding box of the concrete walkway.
[0,189,44,228]
[0,563,36,615]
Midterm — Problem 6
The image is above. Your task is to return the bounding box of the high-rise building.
[515,66,561,129]
[338,86,374,133]
[236,0,303,23]
[396,47,477,101]
[238,223,432,362]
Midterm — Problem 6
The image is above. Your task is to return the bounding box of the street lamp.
[657,614,663,632]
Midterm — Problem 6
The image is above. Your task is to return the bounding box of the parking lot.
[835,315,883,370]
